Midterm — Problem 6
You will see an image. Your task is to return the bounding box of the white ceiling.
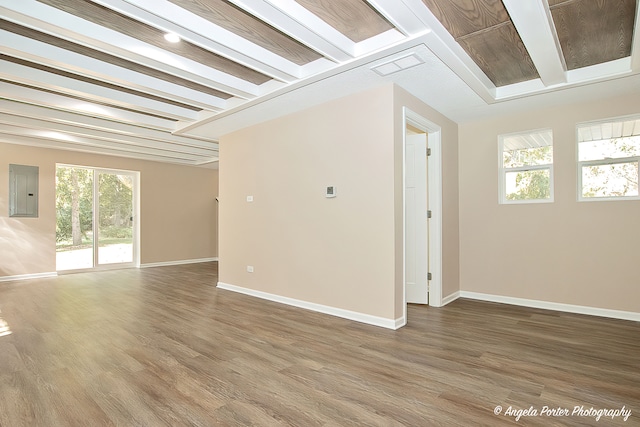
[1,0,639,167]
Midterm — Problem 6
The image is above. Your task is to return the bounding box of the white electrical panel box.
[9,164,39,218]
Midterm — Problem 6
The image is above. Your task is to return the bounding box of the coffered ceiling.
[1,0,638,166]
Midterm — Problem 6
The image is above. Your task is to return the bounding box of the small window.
[577,116,640,200]
[499,129,553,204]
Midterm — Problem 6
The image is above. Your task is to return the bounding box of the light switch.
[246,195,253,202]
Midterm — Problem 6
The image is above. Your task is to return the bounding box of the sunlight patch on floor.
[0,311,11,337]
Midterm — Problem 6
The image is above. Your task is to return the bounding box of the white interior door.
[405,132,429,304]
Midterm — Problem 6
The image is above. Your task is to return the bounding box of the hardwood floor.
[0,262,638,426]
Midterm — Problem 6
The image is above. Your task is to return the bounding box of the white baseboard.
[394,316,407,329]
[460,291,640,322]
[0,272,58,282]
[141,257,218,268]
[217,282,403,330]
[441,291,460,306]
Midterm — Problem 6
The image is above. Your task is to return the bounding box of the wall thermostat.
[326,186,336,198]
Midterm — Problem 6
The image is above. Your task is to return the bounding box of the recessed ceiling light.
[164,32,181,43]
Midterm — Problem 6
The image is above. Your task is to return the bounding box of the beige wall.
[459,93,640,313]
[0,142,218,277]
[219,85,397,320]
[219,84,460,323]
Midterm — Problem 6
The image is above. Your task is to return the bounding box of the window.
[499,129,553,204]
[577,116,640,200]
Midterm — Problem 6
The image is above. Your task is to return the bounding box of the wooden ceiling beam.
[0,59,199,121]
[38,0,270,84]
[0,0,261,99]
[0,99,219,150]
[228,0,353,62]
[165,0,321,65]
[293,0,393,43]
[366,0,431,36]
[0,123,207,161]
[0,114,217,157]
[97,0,303,82]
[0,81,178,130]
[0,132,204,165]
[502,0,566,86]
[0,30,227,112]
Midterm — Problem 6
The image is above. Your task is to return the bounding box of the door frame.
[56,164,140,273]
[402,108,443,320]
[93,167,140,270]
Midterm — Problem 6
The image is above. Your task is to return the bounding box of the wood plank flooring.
[0,262,638,426]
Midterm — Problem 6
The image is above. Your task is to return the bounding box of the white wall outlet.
[246,265,254,273]
[246,195,253,202]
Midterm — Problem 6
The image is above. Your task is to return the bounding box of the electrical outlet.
[246,265,254,273]
[246,195,253,202]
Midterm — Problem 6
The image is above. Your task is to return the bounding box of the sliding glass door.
[97,172,134,265]
[56,165,137,271]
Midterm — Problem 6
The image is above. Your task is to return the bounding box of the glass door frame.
[56,164,140,273]
[94,167,139,269]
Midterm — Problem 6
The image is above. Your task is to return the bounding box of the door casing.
[56,164,140,273]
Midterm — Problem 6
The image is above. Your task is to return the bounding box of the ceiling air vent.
[371,54,424,76]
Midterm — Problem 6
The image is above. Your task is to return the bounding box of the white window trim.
[498,129,554,205]
[576,114,640,202]
[577,156,640,202]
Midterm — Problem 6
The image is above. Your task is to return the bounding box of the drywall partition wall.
[218,85,399,326]
[393,86,460,317]
[0,142,218,278]
[459,92,640,315]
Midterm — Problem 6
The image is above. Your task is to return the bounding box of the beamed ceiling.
[1,0,638,166]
